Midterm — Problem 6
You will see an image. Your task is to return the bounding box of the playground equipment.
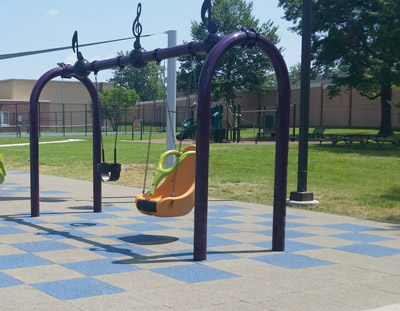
[136,145,196,217]
[29,1,291,261]
[177,103,241,143]
[176,118,196,140]
[0,154,6,184]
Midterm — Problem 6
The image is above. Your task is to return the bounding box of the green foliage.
[109,52,166,102]
[278,0,400,134]
[289,62,301,85]
[98,87,139,131]
[177,0,280,104]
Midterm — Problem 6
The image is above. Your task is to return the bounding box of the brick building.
[0,78,399,133]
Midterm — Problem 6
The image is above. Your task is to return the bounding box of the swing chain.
[95,72,106,163]
[142,102,157,193]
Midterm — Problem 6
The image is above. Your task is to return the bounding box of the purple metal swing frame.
[29,30,290,261]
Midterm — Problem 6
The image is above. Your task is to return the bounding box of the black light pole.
[290,0,315,202]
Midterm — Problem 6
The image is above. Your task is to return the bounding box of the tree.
[289,62,301,85]
[177,0,280,105]
[98,87,139,131]
[278,0,400,135]
[109,52,165,102]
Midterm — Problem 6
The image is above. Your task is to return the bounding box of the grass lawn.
[1,132,399,223]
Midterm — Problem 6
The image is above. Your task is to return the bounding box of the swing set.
[29,0,291,261]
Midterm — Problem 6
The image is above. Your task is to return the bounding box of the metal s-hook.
[201,0,217,34]
[201,0,222,53]
[71,30,89,77]
[130,2,147,68]
[132,3,143,50]
[72,30,84,61]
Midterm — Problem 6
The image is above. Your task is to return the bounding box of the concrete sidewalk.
[0,170,399,310]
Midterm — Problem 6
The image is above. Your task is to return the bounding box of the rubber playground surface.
[1,170,400,310]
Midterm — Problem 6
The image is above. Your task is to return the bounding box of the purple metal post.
[194,31,291,261]
[30,69,102,216]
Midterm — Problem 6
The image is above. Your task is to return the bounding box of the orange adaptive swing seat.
[135,145,196,217]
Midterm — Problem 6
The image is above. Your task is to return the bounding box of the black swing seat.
[97,163,121,182]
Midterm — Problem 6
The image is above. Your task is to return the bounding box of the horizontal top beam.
[60,41,205,76]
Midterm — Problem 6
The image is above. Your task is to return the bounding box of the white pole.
[166,30,177,167]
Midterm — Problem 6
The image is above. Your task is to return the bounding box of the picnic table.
[325,133,389,148]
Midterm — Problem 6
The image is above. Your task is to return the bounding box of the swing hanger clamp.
[130,3,148,68]
[187,42,197,57]
[152,48,162,65]
[72,31,90,78]
[57,62,72,79]
[116,56,125,70]
[201,0,223,53]
[241,28,260,49]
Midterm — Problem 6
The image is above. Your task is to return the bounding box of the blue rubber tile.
[32,277,124,300]
[55,221,106,229]
[0,254,52,270]
[117,234,178,245]
[182,225,240,235]
[255,214,306,220]
[40,190,70,194]
[209,205,245,211]
[102,206,130,212]
[0,226,27,235]
[208,210,242,217]
[255,221,273,227]
[207,217,243,226]
[323,223,377,232]
[255,229,316,239]
[88,244,156,258]
[286,230,316,239]
[119,223,172,232]
[74,213,120,220]
[286,221,311,229]
[253,240,322,253]
[0,272,23,288]
[250,240,272,249]
[251,253,334,269]
[330,233,393,243]
[254,213,273,219]
[152,264,238,283]
[336,243,400,257]
[0,217,47,227]
[130,216,176,223]
[168,250,240,262]
[180,236,241,247]
[12,240,75,253]
[35,229,93,240]
[17,217,48,225]
[63,258,141,276]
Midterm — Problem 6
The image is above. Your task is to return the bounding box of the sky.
[0,0,301,82]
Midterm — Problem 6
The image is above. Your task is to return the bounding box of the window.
[0,111,10,126]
